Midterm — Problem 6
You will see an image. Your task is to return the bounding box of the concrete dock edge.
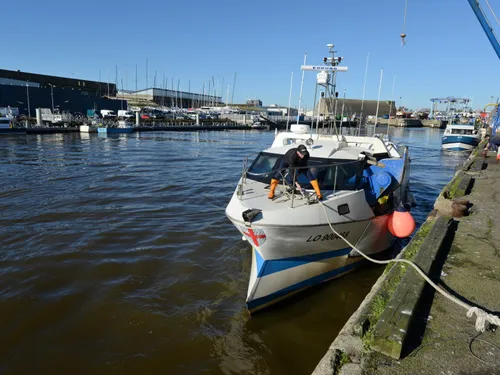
[312,140,498,375]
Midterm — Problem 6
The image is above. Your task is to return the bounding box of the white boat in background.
[225,45,415,313]
[441,124,480,151]
[250,121,270,130]
[79,124,97,133]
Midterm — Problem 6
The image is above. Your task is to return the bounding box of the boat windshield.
[246,152,365,190]
[451,128,475,135]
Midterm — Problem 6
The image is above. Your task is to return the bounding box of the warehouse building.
[119,88,222,108]
[0,69,126,115]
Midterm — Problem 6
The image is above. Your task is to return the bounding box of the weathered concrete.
[370,216,453,359]
[422,119,447,128]
[312,151,500,375]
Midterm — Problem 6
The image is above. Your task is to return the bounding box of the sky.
[3,0,500,110]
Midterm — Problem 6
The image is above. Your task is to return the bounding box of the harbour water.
[0,128,467,375]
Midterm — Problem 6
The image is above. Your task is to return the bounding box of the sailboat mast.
[387,75,396,137]
[286,70,294,131]
[358,52,370,136]
[297,53,307,125]
[374,68,384,132]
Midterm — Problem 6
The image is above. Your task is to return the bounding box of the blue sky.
[3,0,500,110]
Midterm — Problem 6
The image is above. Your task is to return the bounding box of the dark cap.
[297,144,309,155]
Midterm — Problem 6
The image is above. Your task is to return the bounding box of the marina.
[2,0,500,374]
[0,127,471,374]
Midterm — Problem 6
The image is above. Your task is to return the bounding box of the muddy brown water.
[0,128,467,374]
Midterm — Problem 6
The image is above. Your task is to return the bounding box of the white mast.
[374,68,384,131]
[358,52,369,136]
[286,70,294,131]
[387,75,396,137]
[296,53,307,124]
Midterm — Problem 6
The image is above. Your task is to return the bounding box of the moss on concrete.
[360,218,436,350]
[487,218,494,236]
[330,349,351,375]
[471,139,488,157]
[444,173,463,200]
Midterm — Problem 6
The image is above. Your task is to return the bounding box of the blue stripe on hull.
[442,135,479,146]
[255,247,352,277]
[247,260,362,311]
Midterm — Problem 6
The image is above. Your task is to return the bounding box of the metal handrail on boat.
[238,158,367,207]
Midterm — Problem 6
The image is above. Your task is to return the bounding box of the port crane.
[402,1,500,114]
[467,0,500,60]
[402,0,500,59]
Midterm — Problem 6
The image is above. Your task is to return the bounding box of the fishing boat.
[441,124,480,151]
[97,121,133,134]
[225,45,415,313]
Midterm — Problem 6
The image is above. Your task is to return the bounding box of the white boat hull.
[229,214,394,312]
[79,125,97,133]
[247,246,364,311]
[441,142,476,151]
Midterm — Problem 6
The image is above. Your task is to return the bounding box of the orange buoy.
[388,207,416,238]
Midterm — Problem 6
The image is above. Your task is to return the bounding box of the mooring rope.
[318,201,500,332]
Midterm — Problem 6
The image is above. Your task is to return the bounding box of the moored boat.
[0,117,26,135]
[250,122,270,130]
[441,124,480,151]
[80,125,97,133]
[97,121,133,134]
[225,45,415,313]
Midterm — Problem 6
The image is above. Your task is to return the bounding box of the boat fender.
[388,206,416,238]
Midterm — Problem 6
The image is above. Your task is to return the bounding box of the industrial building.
[318,98,397,118]
[118,88,222,108]
[0,69,126,116]
[246,99,262,107]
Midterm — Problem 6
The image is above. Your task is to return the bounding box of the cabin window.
[451,129,475,135]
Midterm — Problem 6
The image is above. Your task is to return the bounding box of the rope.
[401,0,409,45]
[485,0,500,27]
[318,201,500,332]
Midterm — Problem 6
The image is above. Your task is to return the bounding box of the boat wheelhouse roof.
[267,131,395,160]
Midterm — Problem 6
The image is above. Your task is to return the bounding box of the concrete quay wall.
[312,140,500,375]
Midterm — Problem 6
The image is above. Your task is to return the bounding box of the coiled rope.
[318,201,500,332]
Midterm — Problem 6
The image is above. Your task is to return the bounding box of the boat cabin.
[444,125,477,136]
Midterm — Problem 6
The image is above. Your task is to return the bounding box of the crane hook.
[401,0,409,46]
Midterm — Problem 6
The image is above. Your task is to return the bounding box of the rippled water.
[0,129,467,375]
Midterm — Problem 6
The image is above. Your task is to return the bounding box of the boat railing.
[239,158,365,208]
